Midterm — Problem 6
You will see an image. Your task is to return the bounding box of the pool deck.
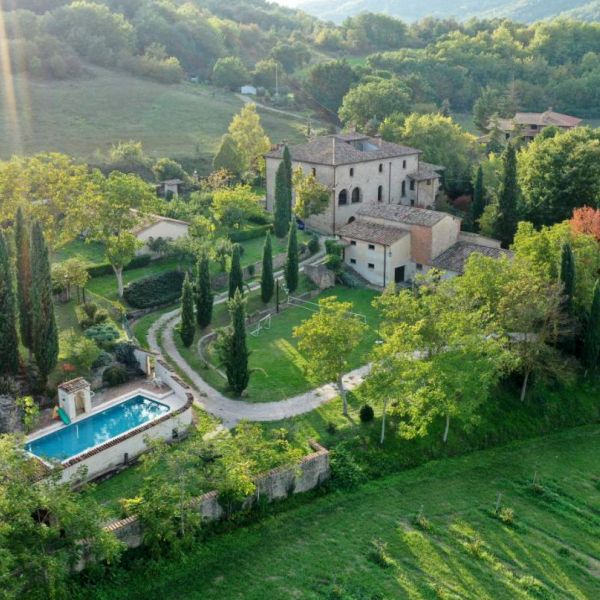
[27,378,179,445]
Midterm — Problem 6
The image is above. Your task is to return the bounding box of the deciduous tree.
[294,297,366,416]
[228,103,271,175]
[292,167,329,219]
[213,134,243,178]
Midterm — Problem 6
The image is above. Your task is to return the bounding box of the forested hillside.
[284,0,600,24]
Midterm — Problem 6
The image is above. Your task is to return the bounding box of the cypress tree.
[284,219,299,294]
[195,254,214,328]
[218,290,250,396]
[15,207,33,351]
[0,230,19,376]
[560,242,576,314]
[261,231,274,303]
[274,161,290,238]
[228,243,244,299]
[470,165,486,233]
[282,145,293,197]
[179,273,195,348]
[30,221,58,385]
[584,280,600,371]
[493,143,519,248]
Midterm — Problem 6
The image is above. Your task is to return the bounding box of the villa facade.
[490,109,582,142]
[265,134,444,235]
[336,204,508,287]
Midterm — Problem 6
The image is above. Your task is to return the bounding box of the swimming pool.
[27,394,170,462]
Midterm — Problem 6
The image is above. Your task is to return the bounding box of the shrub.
[413,513,431,531]
[359,404,375,422]
[326,421,337,434]
[308,234,320,254]
[92,351,113,369]
[369,538,394,569]
[339,270,363,288]
[325,239,343,256]
[124,271,185,308]
[325,253,342,273]
[330,445,367,490]
[102,364,129,387]
[84,324,120,348]
[78,302,110,329]
[228,224,272,243]
[114,341,138,367]
[87,254,152,278]
[496,506,515,525]
[247,264,256,277]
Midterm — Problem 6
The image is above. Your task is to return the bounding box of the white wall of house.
[136,221,189,254]
[342,234,413,287]
[266,153,422,235]
[431,216,462,260]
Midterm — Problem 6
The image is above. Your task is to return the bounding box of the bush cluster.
[228,224,273,243]
[123,270,185,308]
[77,302,109,329]
[359,404,375,422]
[102,364,129,387]
[87,254,151,278]
[84,324,120,349]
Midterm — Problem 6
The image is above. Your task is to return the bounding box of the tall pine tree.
[228,243,244,299]
[261,231,274,303]
[282,145,292,198]
[217,289,250,396]
[470,165,486,233]
[274,161,290,238]
[560,242,576,314]
[195,254,214,328]
[284,219,299,294]
[15,207,33,352]
[0,230,19,376]
[30,221,58,385]
[584,280,600,371]
[493,143,519,248]
[179,273,195,348]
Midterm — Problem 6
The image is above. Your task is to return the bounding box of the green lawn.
[1,67,315,168]
[198,286,381,402]
[76,424,600,600]
[51,239,106,266]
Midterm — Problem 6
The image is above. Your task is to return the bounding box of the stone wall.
[105,440,330,550]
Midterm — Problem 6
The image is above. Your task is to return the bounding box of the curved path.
[146,248,370,427]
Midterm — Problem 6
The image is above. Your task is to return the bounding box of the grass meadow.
[77,424,600,600]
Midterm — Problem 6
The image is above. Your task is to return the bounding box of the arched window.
[351,187,361,204]
[338,189,348,206]
[377,185,383,202]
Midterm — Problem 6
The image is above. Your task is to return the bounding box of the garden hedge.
[228,224,272,243]
[87,254,152,278]
[123,270,185,308]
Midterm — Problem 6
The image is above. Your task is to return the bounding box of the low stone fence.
[104,440,330,550]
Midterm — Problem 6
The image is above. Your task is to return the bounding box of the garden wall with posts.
[100,440,330,552]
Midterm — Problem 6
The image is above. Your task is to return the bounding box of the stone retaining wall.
[104,440,330,550]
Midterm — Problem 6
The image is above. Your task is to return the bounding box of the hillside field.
[0,68,312,169]
[77,425,600,600]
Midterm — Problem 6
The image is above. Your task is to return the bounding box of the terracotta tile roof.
[357,204,452,227]
[265,134,420,166]
[337,219,409,246]
[131,212,190,235]
[495,110,582,130]
[430,242,512,274]
[57,377,89,393]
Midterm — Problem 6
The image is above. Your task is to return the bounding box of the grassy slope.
[79,424,600,600]
[1,67,310,164]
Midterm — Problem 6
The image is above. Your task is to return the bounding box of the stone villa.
[336,204,508,287]
[490,109,582,142]
[265,134,444,235]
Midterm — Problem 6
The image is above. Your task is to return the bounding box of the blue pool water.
[27,395,170,461]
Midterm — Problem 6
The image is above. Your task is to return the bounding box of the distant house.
[336,204,508,287]
[265,134,444,235]
[156,179,184,199]
[240,85,257,96]
[490,109,582,142]
[132,214,189,255]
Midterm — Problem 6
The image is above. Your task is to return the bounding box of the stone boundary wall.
[104,440,330,550]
